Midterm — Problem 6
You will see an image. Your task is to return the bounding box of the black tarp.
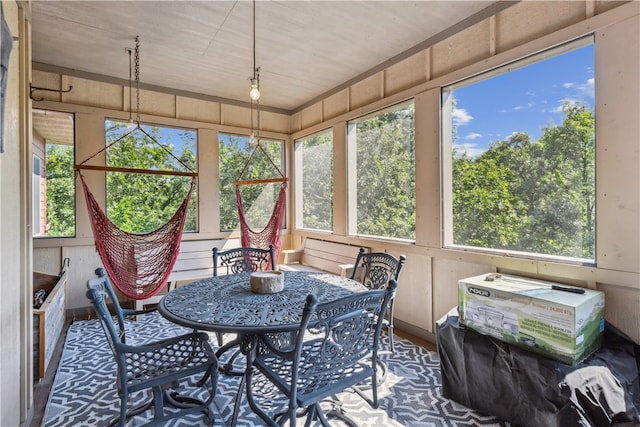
[437,309,640,427]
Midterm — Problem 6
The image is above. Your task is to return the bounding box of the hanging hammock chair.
[235,141,288,262]
[74,36,197,300]
[77,170,196,299]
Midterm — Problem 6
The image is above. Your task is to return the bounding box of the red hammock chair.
[74,39,198,300]
[77,171,196,299]
[236,179,287,260]
[235,141,288,262]
[75,118,197,300]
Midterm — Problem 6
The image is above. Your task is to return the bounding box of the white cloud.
[560,78,594,100]
[453,142,485,158]
[578,78,595,98]
[550,98,582,113]
[464,133,482,140]
[550,104,565,114]
[452,108,472,126]
[500,102,535,113]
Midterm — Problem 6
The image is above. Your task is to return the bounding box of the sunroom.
[1,1,639,426]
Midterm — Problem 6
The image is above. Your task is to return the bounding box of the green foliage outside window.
[45,144,75,236]
[452,102,595,259]
[105,120,198,234]
[218,134,283,231]
[299,130,333,231]
[351,103,416,240]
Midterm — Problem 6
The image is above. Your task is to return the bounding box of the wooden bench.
[134,240,221,311]
[278,238,367,277]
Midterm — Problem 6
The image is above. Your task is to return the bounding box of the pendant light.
[249,0,260,144]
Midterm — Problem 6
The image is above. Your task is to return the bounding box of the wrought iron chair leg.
[304,404,319,427]
[323,399,357,427]
[152,387,165,420]
[110,393,155,427]
[165,391,214,425]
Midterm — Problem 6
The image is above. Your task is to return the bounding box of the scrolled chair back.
[350,248,406,290]
[212,244,276,276]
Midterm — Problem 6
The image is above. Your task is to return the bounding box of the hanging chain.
[127,47,133,123]
[134,35,141,124]
[256,68,261,142]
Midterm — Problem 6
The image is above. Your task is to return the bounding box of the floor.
[31,320,70,427]
[29,319,437,427]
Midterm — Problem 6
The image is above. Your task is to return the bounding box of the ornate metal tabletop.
[158,271,366,333]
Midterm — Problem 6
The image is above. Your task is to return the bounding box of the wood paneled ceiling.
[31,1,507,113]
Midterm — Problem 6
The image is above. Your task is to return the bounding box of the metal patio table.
[158,270,367,425]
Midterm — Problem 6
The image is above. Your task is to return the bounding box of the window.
[32,155,43,236]
[105,120,198,233]
[32,109,75,237]
[218,134,284,232]
[295,130,333,231]
[442,38,595,261]
[347,101,415,240]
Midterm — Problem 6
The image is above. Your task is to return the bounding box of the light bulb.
[249,79,260,101]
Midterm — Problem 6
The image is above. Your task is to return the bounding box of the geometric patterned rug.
[42,312,512,426]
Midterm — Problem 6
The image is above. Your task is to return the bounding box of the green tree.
[452,103,595,258]
[218,135,283,231]
[301,132,333,230]
[452,151,522,248]
[355,104,415,240]
[538,102,595,258]
[105,122,197,234]
[45,144,75,236]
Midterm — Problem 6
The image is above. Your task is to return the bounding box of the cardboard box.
[458,273,605,365]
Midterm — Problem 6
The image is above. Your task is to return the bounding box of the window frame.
[32,109,76,239]
[293,128,334,232]
[440,36,596,265]
[32,155,43,237]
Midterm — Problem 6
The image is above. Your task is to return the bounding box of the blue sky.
[451,43,594,157]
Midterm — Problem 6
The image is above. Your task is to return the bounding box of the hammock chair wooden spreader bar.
[75,163,198,177]
[235,176,287,186]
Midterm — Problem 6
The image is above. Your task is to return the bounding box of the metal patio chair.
[212,244,276,277]
[245,280,398,427]
[350,248,406,353]
[87,269,218,427]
